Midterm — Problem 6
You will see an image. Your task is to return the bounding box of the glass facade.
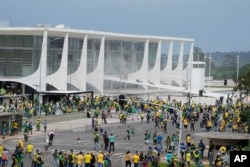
[68,38,83,74]
[0,35,157,77]
[104,40,145,76]
[148,42,158,70]
[0,34,158,91]
[0,35,42,77]
[87,39,101,73]
[47,37,64,75]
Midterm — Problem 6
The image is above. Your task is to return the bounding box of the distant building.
[0,27,194,95]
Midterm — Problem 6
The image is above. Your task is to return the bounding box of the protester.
[43,120,48,133]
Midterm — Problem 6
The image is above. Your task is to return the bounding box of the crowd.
[1,92,250,166]
[0,93,121,117]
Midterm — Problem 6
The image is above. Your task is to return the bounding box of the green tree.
[240,108,250,134]
[193,47,205,62]
[235,69,250,95]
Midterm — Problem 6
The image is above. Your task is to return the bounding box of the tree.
[240,108,250,133]
[193,47,205,62]
[235,69,250,95]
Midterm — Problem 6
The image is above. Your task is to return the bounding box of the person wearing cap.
[97,150,104,167]
[25,142,33,159]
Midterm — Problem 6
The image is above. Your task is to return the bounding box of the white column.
[148,40,161,85]
[71,34,88,91]
[87,35,105,95]
[40,31,48,92]
[47,33,68,91]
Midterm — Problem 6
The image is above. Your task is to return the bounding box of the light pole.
[204,55,211,89]
[209,55,211,89]
[237,55,239,85]
[236,55,240,97]
[38,37,62,116]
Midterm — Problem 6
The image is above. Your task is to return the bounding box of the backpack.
[68,153,73,162]
[29,123,32,130]
[49,133,54,139]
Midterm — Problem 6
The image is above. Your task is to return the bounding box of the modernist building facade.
[0,27,195,95]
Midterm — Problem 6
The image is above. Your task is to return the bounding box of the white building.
[0,27,197,95]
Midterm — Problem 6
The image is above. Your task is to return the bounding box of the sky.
[0,0,249,52]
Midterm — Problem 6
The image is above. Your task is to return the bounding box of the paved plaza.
[1,110,215,167]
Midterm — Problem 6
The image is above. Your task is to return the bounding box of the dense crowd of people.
[1,92,250,166]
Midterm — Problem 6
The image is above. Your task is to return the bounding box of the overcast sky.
[0,0,249,52]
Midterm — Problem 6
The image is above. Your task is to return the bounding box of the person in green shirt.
[59,151,64,167]
[94,133,100,150]
[36,152,44,167]
[52,149,59,167]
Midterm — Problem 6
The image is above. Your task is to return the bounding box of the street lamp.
[204,55,211,89]
[208,55,211,89]
[169,107,183,159]
[38,37,62,116]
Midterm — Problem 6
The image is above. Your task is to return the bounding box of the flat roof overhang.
[193,132,250,146]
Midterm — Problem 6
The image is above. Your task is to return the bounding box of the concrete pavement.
[1,112,122,143]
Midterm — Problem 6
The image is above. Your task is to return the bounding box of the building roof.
[194,132,250,140]
[193,132,250,146]
[0,27,194,42]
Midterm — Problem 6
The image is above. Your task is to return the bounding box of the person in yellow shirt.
[186,134,191,147]
[132,151,140,167]
[185,151,192,167]
[125,151,131,167]
[12,120,18,135]
[68,149,76,167]
[36,117,41,131]
[18,139,24,149]
[206,119,212,132]
[25,143,33,159]
[219,119,225,132]
[183,117,188,131]
[97,151,104,167]
[140,113,144,122]
[0,144,4,163]
[33,149,39,166]
[83,152,91,167]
